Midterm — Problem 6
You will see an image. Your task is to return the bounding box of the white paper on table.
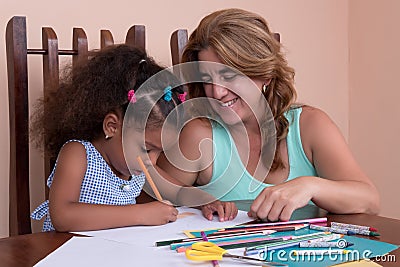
[36,207,258,267]
[72,206,253,247]
[34,236,261,267]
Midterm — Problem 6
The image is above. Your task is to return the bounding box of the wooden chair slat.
[72,28,88,68]
[273,32,280,43]
[6,16,31,236]
[42,27,59,199]
[101,30,114,49]
[125,25,145,50]
[170,29,188,65]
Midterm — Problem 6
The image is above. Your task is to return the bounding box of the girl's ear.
[103,113,121,139]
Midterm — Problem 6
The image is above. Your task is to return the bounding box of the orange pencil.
[136,156,163,202]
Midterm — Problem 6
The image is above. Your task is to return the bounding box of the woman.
[158,8,379,221]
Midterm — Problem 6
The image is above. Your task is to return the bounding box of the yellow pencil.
[136,156,163,202]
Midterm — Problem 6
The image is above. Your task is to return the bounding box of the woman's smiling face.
[198,47,265,126]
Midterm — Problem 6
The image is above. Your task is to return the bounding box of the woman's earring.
[105,135,110,140]
[262,84,268,94]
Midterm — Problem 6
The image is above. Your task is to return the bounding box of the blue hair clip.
[163,86,172,102]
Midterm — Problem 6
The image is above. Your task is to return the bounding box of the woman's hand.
[248,176,317,222]
[201,200,238,222]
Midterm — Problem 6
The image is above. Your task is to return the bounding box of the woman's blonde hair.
[182,8,297,171]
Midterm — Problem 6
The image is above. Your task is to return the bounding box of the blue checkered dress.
[31,140,146,231]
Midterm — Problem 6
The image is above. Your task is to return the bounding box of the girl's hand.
[141,201,178,225]
[201,200,238,222]
[248,176,317,222]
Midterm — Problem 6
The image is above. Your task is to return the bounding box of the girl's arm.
[249,106,380,221]
[49,142,178,232]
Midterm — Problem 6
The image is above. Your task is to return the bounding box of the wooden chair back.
[5,15,275,236]
[5,16,150,236]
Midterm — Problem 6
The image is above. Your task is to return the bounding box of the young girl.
[30,45,188,232]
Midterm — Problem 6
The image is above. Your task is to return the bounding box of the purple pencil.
[201,231,220,267]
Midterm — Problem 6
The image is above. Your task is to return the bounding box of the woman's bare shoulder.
[179,118,213,162]
[181,118,212,140]
[299,105,339,130]
[299,105,346,151]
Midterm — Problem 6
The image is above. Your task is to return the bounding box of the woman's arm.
[157,118,238,221]
[157,118,214,186]
[249,106,380,221]
[301,106,380,213]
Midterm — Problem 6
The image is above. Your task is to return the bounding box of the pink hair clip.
[178,92,187,102]
[127,90,136,103]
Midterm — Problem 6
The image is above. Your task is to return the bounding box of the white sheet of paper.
[34,236,256,267]
[35,207,257,267]
[72,206,253,247]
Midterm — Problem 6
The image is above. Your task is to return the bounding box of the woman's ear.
[103,113,121,140]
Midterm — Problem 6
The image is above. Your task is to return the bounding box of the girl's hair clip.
[127,89,137,103]
[178,92,187,102]
[163,86,172,102]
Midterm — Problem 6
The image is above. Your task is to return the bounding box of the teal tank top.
[201,107,317,201]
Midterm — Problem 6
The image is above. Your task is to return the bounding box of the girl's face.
[197,48,266,126]
[102,112,177,180]
[123,125,177,176]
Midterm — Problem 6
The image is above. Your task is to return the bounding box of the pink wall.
[0,0,397,237]
[349,0,400,219]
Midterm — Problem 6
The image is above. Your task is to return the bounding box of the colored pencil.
[176,237,285,253]
[296,233,344,242]
[217,223,308,233]
[310,224,356,235]
[171,235,284,250]
[330,222,378,232]
[299,241,354,248]
[188,227,292,238]
[329,222,380,236]
[245,232,332,255]
[201,231,219,267]
[233,217,327,229]
[137,156,163,201]
[156,230,275,247]
[292,249,350,256]
[335,228,379,236]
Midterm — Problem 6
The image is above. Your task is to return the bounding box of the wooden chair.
[5,16,149,236]
[5,15,275,236]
